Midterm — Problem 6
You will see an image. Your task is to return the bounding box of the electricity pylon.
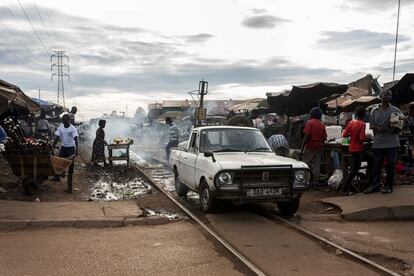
[51,51,70,107]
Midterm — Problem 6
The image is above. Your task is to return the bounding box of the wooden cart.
[4,153,71,195]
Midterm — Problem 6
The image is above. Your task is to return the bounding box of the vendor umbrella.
[267,82,348,116]
[390,73,414,106]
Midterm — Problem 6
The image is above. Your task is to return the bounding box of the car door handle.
[183,157,188,160]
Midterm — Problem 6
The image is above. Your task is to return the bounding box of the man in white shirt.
[52,114,78,193]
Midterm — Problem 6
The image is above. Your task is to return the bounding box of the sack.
[328,169,343,190]
[50,156,73,175]
[390,112,405,130]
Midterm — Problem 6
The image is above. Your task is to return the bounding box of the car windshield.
[199,128,272,153]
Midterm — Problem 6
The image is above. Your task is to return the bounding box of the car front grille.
[232,165,294,200]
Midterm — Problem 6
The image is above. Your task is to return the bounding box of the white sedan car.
[169,126,310,215]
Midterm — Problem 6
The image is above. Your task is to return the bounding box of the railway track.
[131,150,401,276]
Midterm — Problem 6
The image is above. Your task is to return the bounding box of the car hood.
[214,152,308,170]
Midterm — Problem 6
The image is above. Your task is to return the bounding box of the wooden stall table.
[107,143,130,167]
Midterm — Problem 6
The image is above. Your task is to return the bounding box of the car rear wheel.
[277,197,300,217]
[174,171,188,197]
[199,180,217,213]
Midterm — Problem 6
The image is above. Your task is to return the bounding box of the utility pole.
[392,0,401,82]
[51,51,70,107]
[38,89,40,99]
[196,80,208,127]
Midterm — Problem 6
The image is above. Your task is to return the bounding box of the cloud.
[47,57,341,98]
[345,0,407,10]
[242,15,288,29]
[251,9,267,14]
[182,33,214,43]
[373,58,414,77]
[317,29,409,49]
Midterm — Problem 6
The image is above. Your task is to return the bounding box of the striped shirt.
[268,134,289,151]
[168,122,179,142]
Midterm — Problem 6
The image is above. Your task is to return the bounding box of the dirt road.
[0,222,248,276]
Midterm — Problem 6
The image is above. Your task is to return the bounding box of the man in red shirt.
[300,107,327,186]
[341,106,372,195]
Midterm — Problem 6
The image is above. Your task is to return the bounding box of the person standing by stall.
[37,111,51,137]
[300,107,327,187]
[52,114,78,193]
[364,90,402,194]
[341,106,372,195]
[165,117,179,161]
[68,106,77,125]
[91,119,108,167]
[407,103,414,134]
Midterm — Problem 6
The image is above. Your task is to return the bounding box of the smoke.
[84,115,192,157]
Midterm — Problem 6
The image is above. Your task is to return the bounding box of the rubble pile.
[89,174,152,201]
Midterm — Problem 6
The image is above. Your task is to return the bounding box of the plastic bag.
[328,169,343,190]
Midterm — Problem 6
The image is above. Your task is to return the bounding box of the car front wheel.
[277,197,300,217]
[199,180,217,213]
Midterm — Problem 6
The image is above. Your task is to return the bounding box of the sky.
[0,0,413,120]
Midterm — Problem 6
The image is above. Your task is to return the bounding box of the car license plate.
[246,188,282,197]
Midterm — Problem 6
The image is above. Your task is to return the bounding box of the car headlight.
[295,170,307,182]
[217,172,233,185]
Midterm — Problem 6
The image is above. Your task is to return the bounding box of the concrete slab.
[321,186,414,220]
[0,200,142,230]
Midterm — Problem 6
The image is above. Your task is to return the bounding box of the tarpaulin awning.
[322,87,380,112]
[157,111,185,121]
[226,98,265,112]
[0,79,41,115]
[31,97,64,114]
[336,96,381,113]
[390,73,414,106]
[267,82,348,116]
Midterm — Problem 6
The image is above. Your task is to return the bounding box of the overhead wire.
[0,41,34,70]
[33,0,55,49]
[0,0,48,69]
[1,0,38,47]
[16,0,50,57]
[43,5,59,47]
[0,19,31,54]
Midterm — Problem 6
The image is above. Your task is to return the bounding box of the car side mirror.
[204,150,216,162]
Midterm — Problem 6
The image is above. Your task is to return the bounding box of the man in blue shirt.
[365,90,402,194]
[0,125,7,143]
[165,117,179,161]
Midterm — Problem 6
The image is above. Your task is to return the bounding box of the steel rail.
[272,215,401,276]
[134,159,266,276]
[133,153,401,276]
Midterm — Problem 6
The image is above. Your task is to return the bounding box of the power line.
[1,0,39,47]
[0,41,33,70]
[0,20,45,66]
[16,0,50,57]
[44,5,59,47]
[33,0,54,49]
